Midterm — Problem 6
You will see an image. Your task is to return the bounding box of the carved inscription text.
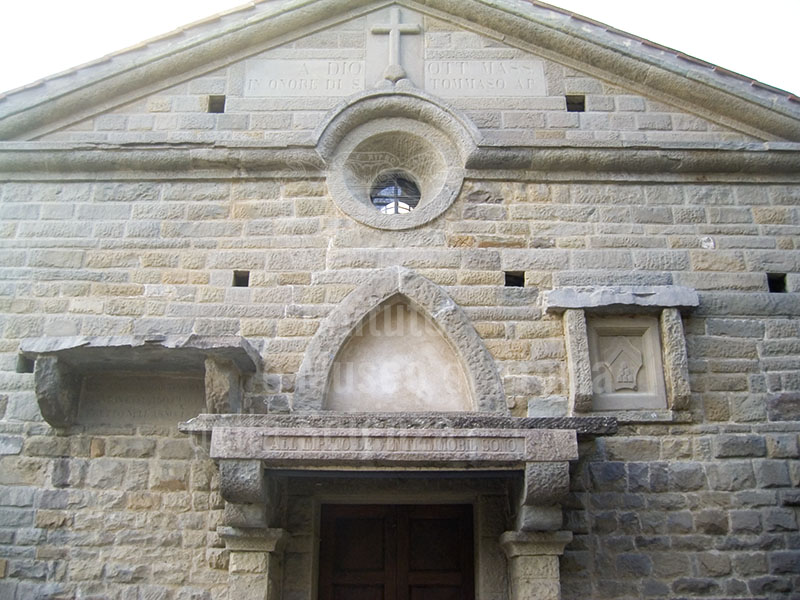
[245,60,366,97]
[210,427,578,467]
[424,60,547,96]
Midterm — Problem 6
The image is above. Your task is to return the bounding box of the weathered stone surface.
[754,459,792,488]
[522,462,570,506]
[182,412,617,435]
[516,504,563,531]
[563,309,593,413]
[527,395,568,418]
[767,392,800,421]
[78,373,205,427]
[669,462,707,491]
[545,286,699,313]
[500,530,572,600]
[218,527,287,553]
[205,357,242,414]
[0,435,23,455]
[706,461,756,491]
[33,356,80,427]
[223,502,268,528]
[660,308,691,411]
[769,551,800,574]
[763,508,798,531]
[694,292,800,317]
[220,460,266,505]
[715,434,767,458]
[229,550,269,574]
[21,335,260,374]
[211,426,578,467]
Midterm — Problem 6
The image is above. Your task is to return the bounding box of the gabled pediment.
[1,0,799,143]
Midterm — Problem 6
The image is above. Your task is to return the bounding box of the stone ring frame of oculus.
[315,89,480,231]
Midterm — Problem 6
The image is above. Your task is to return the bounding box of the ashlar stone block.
[564,309,593,413]
[660,308,691,410]
[219,527,286,600]
[522,462,571,506]
[501,530,573,600]
[205,357,242,414]
[33,356,80,428]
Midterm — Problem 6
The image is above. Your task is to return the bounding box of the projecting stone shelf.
[544,285,699,313]
[20,335,260,373]
[20,335,260,428]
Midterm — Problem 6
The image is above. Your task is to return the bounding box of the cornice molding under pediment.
[1,142,799,180]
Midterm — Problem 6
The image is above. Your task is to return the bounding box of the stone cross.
[370,7,421,82]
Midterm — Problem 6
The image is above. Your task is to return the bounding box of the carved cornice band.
[2,144,799,179]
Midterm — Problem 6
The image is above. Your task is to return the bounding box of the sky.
[0,0,797,96]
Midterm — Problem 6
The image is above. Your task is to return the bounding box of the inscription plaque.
[424,60,547,97]
[245,60,366,97]
[210,427,577,467]
[79,374,205,426]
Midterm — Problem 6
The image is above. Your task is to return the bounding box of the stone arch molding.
[314,86,481,230]
[294,267,507,414]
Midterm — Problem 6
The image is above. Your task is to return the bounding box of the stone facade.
[1,1,799,599]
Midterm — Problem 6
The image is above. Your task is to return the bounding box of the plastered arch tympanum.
[293,267,507,413]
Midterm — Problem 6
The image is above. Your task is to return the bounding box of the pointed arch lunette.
[293,267,507,414]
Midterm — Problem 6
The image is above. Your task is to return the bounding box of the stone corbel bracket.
[19,335,260,428]
[220,459,286,529]
[545,286,699,417]
[515,462,571,532]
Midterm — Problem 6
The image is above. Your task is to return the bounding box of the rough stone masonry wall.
[0,173,799,599]
[0,425,228,599]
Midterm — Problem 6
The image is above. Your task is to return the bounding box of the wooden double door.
[319,504,475,600]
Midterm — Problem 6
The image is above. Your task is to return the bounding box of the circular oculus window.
[325,118,465,231]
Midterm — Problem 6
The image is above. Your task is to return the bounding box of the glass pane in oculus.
[370,174,421,214]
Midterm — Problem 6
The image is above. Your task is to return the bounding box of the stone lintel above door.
[182,413,616,508]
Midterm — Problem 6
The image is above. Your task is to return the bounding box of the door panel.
[399,505,474,600]
[321,505,396,600]
[409,587,462,600]
[319,505,474,600]
[332,586,386,600]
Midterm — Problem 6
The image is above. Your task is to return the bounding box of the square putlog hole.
[208,95,226,113]
[233,270,250,287]
[767,273,787,293]
[504,271,525,287]
[565,95,586,112]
